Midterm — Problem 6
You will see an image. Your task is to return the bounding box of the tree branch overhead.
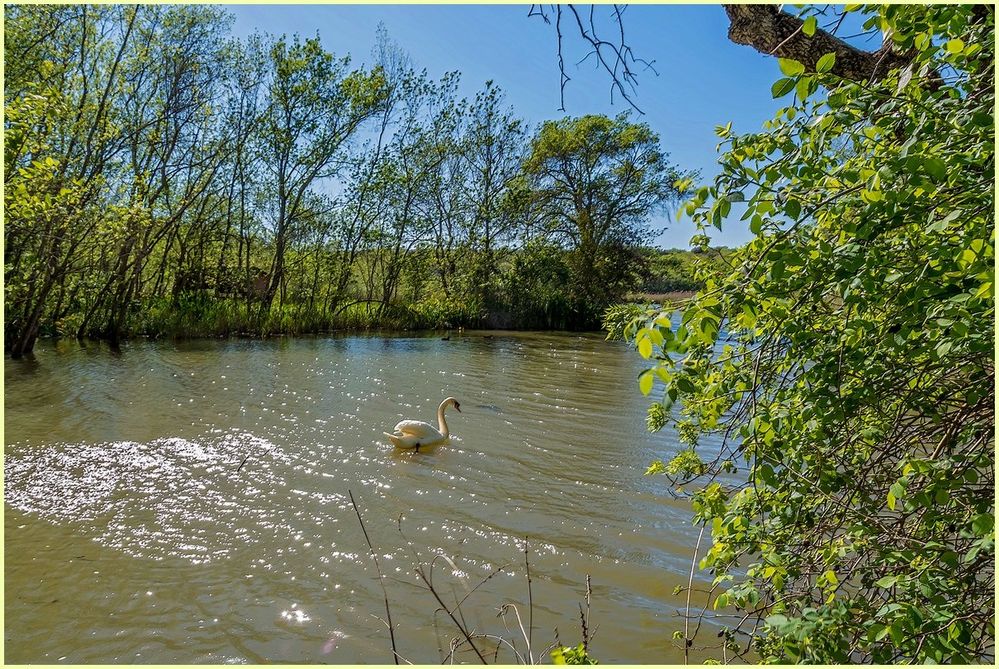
[723,4,912,81]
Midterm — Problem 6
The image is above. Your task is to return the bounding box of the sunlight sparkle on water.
[280,606,311,624]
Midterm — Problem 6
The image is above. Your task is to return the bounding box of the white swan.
[383,397,461,451]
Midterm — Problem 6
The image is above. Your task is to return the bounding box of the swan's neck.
[437,400,450,438]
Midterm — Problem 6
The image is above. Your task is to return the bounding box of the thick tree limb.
[723,5,912,82]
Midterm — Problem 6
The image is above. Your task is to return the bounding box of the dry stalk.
[524,539,534,663]
[684,524,707,664]
[348,489,400,665]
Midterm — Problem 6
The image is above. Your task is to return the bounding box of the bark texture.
[722,5,911,82]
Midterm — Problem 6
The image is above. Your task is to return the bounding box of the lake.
[4,332,714,663]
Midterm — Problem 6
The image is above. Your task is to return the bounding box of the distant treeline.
[5,5,699,355]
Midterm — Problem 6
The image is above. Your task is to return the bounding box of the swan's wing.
[393,420,439,439]
[384,432,416,448]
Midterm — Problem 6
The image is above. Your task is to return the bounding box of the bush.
[620,4,994,663]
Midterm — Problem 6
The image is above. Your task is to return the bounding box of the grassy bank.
[39,271,710,345]
[123,296,482,340]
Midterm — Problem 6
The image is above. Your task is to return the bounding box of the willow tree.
[4,4,233,352]
[258,35,387,314]
[4,4,128,356]
[611,4,994,663]
[98,4,233,344]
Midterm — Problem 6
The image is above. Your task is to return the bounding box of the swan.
[383,397,461,451]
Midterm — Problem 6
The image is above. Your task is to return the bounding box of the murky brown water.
[5,332,715,663]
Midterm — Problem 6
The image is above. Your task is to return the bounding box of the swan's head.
[444,397,461,413]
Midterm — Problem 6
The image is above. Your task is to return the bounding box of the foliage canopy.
[610,4,994,663]
[3,7,690,355]
[522,113,691,325]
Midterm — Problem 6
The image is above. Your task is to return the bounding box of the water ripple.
[4,333,711,663]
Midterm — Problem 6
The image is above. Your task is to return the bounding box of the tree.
[610,4,994,662]
[416,73,466,301]
[323,26,414,316]
[365,70,460,312]
[96,4,232,344]
[523,113,689,325]
[461,81,527,310]
[4,5,241,351]
[212,33,268,306]
[4,4,132,356]
[257,34,387,314]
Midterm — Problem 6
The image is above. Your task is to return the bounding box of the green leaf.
[972,112,993,127]
[784,198,802,220]
[971,513,993,536]
[756,462,775,485]
[638,334,653,359]
[646,327,665,347]
[923,157,948,181]
[928,209,961,232]
[815,52,837,74]
[889,621,904,646]
[675,375,697,394]
[765,614,789,631]
[796,76,814,102]
[802,16,818,37]
[778,58,805,76]
[771,77,796,99]
[876,575,898,588]
[946,38,965,54]
[868,623,888,642]
[639,370,654,396]
[645,460,667,476]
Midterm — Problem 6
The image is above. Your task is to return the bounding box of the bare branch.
[528,4,657,114]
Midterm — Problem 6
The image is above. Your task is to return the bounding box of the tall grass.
[130,293,486,340]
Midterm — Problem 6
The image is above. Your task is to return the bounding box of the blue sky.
[226,4,788,248]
